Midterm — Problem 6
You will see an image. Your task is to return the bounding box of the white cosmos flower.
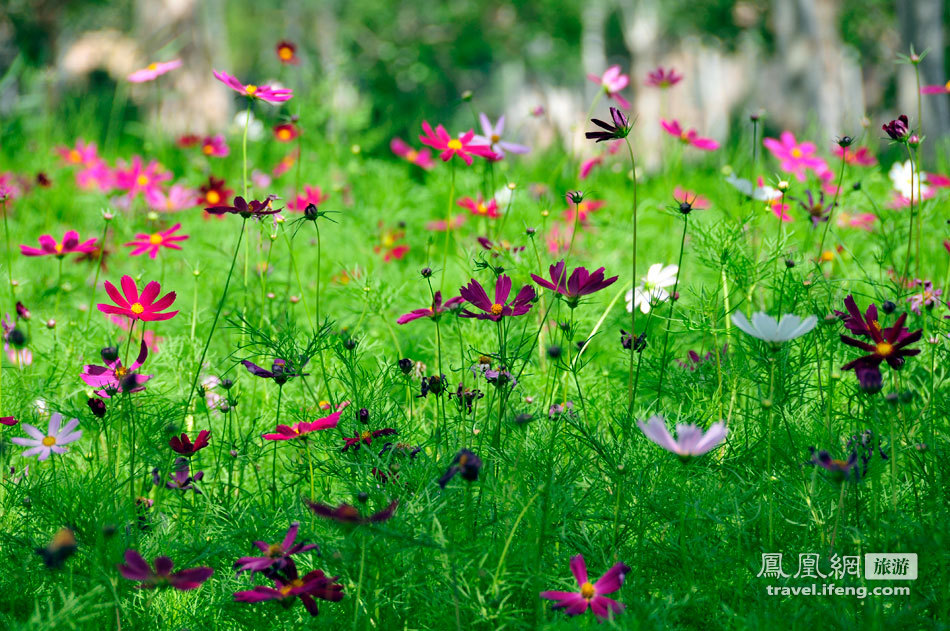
[11,413,82,461]
[725,174,782,201]
[637,415,728,458]
[732,311,817,343]
[626,263,678,314]
[231,111,264,141]
[888,160,930,199]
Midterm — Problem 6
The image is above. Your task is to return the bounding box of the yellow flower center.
[277,128,291,140]
[680,131,689,142]
[149,233,163,245]
[279,578,304,595]
[361,431,372,441]
[945,79,950,90]
[136,175,149,187]
[458,453,469,466]
[206,190,221,204]
[147,63,158,71]
[42,435,57,447]
[820,250,834,262]
[130,303,145,315]
[245,84,258,96]
[490,303,504,316]
[202,144,214,155]
[68,149,81,163]
[870,320,881,332]
[580,582,596,599]
[491,134,500,144]
[406,150,417,162]
[447,139,463,151]
[266,543,283,557]
[876,342,894,357]
[115,366,129,378]
[477,203,487,214]
[278,47,293,60]
[830,458,849,467]
[791,148,803,158]
[54,243,64,253]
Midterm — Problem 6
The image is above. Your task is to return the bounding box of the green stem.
[623,138,638,417]
[656,215,688,399]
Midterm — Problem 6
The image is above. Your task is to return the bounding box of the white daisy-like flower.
[888,160,930,199]
[637,415,728,458]
[11,413,82,461]
[625,263,678,314]
[731,311,817,343]
[231,110,264,141]
[725,174,782,201]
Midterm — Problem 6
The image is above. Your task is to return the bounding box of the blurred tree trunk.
[897,0,948,164]
[580,0,608,105]
[134,0,231,135]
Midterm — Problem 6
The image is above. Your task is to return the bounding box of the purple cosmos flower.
[531,260,618,307]
[834,295,889,339]
[585,107,631,143]
[907,280,942,315]
[157,457,204,493]
[10,413,82,461]
[438,449,482,488]
[459,275,535,321]
[117,549,213,590]
[797,189,835,227]
[882,115,910,142]
[234,522,319,575]
[306,499,398,524]
[472,114,530,159]
[234,559,343,617]
[242,358,309,385]
[341,428,398,452]
[636,415,728,458]
[81,340,152,398]
[807,447,860,483]
[396,291,463,324]
[540,554,629,621]
[206,195,281,219]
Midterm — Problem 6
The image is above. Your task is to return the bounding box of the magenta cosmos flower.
[540,554,629,621]
[472,114,530,159]
[97,275,178,322]
[200,135,229,157]
[81,340,152,398]
[587,65,630,108]
[20,231,97,258]
[128,59,182,83]
[832,145,876,167]
[397,291,463,324]
[118,549,213,590]
[124,223,189,259]
[458,195,500,218]
[921,80,950,95]
[531,261,617,307]
[419,121,496,166]
[645,66,683,88]
[55,139,99,167]
[213,70,293,102]
[263,409,344,440]
[459,275,535,321]
[660,119,719,151]
[234,522,318,575]
[763,131,828,181]
[114,156,171,199]
[146,184,197,213]
[273,122,299,142]
[637,415,728,458]
[288,186,329,212]
[234,560,343,617]
[390,138,435,170]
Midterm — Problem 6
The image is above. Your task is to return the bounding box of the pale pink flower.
[587,65,630,108]
[128,60,182,83]
[660,119,719,151]
[637,415,728,458]
[213,70,293,102]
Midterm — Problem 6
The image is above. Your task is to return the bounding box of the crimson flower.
[273,123,299,142]
[397,291,463,324]
[243,358,309,385]
[341,428,397,452]
[169,430,210,457]
[124,223,189,259]
[234,522,318,575]
[531,261,617,306]
[661,119,719,151]
[275,41,299,65]
[882,115,910,142]
[458,195,500,218]
[585,107,631,143]
[97,275,178,322]
[199,176,232,207]
[117,550,213,590]
[234,559,343,617]
[213,70,293,102]
[540,554,629,621]
[306,499,398,524]
[206,195,281,219]
[20,231,97,258]
[840,311,922,372]
[459,275,535,321]
[834,295,914,343]
[263,409,344,441]
[418,121,496,166]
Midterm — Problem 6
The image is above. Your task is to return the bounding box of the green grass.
[0,86,948,631]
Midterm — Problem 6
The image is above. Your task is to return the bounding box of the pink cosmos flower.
[644,66,683,88]
[458,195,500,218]
[418,121,496,166]
[2,314,31,367]
[146,184,197,212]
[81,340,152,398]
[540,554,629,621]
[763,131,828,181]
[200,135,229,158]
[927,172,950,188]
[397,291,463,324]
[660,119,719,151]
[55,140,99,167]
[836,211,876,231]
[263,410,344,440]
[673,187,710,209]
[128,60,182,83]
[0,416,16,426]
[124,223,189,259]
[579,156,603,179]
[114,156,170,200]
[546,223,574,255]
[472,114,530,159]
[273,149,298,176]
[907,280,942,315]
[97,275,178,322]
[390,138,435,170]
[75,160,114,192]
[213,70,293,102]
[833,145,877,166]
[425,214,466,231]
[587,65,630,109]
[637,415,728,458]
[920,80,950,95]
[21,231,97,258]
[288,185,329,212]
[563,197,605,224]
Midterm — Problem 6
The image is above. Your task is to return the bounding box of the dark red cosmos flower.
[459,275,535,321]
[198,175,232,207]
[0,416,17,426]
[396,291,463,324]
[206,195,281,220]
[234,559,343,617]
[275,40,299,65]
[117,549,213,590]
[531,260,617,306]
[438,449,482,488]
[234,522,318,575]
[882,115,910,142]
[835,295,886,339]
[585,107,631,143]
[840,310,922,371]
[306,499,398,524]
[341,428,397,452]
[169,430,210,457]
[97,275,178,322]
